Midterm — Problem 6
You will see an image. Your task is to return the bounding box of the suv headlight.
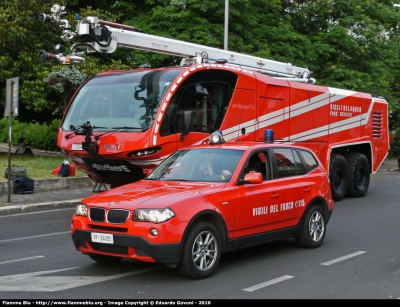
[133,208,175,223]
[75,204,88,216]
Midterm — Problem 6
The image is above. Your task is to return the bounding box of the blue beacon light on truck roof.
[265,129,274,143]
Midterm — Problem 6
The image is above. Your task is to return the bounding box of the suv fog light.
[150,229,158,236]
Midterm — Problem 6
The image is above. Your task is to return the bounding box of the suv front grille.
[89,207,105,222]
[89,207,130,224]
[107,209,130,224]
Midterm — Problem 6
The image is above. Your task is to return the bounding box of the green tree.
[283,0,400,112]
[0,0,130,123]
[45,67,86,116]
[0,0,58,123]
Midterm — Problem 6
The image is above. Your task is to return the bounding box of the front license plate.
[91,232,114,244]
[71,144,83,150]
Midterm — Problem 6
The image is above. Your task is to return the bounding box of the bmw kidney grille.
[89,207,130,224]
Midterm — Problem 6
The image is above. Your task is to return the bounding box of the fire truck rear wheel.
[329,154,349,201]
[177,222,221,279]
[345,153,370,198]
[88,254,123,264]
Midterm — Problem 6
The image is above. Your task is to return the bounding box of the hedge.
[0,118,61,152]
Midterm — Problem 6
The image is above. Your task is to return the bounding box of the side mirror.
[243,172,263,184]
[180,110,193,140]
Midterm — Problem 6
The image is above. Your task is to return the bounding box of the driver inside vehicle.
[198,154,214,177]
[244,154,263,174]
[198,153,232,180]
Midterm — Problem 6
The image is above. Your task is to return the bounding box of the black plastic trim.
[71,230,181,263]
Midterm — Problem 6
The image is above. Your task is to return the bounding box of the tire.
[24,148,33,155]
[177,222,221,279]
[15,148,33,155]
[295,205,326,248]
[345,153,370,198]
[329,154,349,201]
[89,254,122,264]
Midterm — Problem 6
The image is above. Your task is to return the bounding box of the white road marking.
[0,256,44,265]
[242,275,294,292]
[0,208,73,218]
[321,251,366,266]
[0,266,164,292]
[0,231,70,243]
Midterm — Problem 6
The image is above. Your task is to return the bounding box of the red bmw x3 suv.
[71,131,334,279]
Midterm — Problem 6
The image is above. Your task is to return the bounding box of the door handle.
[270,193,279,198]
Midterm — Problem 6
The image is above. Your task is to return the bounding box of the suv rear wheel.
[295,205,326,248]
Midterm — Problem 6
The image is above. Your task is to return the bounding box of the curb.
[0,176,95,194]
[0,177,99,216]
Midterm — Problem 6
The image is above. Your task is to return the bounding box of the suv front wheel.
[177,222,221,279]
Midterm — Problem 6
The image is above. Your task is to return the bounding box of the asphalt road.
[0,166,400,299]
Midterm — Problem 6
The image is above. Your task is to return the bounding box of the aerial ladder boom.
[39,4,315,83]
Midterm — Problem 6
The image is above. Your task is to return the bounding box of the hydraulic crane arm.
[39,4,315,83]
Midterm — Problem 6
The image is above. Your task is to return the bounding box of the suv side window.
[239,150,272,182]
[273,148,306,178]
[299,149,318,172]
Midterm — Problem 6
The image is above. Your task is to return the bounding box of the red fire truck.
[39,4,389,201]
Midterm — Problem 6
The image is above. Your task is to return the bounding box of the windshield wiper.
[111,126,142,130]
[94,126,143,140]
[161,178,193,181]
[65,126,106,139]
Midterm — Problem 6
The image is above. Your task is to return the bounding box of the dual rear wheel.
[329,153,370,201]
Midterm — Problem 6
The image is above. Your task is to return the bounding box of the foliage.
[0,0,63,123]
[283,0,400,108]
[0,117,61,151]
[389,128,400,158]
[0,0,129,123]
[45,67,86,116]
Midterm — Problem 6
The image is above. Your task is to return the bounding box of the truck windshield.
[62,69,183,132]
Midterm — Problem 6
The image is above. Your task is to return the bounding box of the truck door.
[257,84,289,142]
[222,89,256,142]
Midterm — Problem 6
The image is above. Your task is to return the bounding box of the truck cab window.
[160,82,232,136]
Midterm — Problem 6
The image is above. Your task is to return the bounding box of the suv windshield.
[147,148,243,182]
[62,69,182,132]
